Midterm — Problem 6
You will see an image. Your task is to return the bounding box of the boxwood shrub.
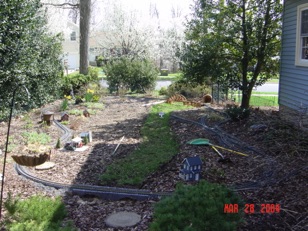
[150,180,243,231]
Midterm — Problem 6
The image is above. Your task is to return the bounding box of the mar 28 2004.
[224,203,281,214]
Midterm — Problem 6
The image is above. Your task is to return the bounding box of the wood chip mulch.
[0,97,307,230]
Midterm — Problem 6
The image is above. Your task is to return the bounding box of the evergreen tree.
[0,0,63,119]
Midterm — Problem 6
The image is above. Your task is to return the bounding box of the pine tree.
[55,138,61,149]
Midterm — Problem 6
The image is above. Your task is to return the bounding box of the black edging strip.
[15,107,307,200]
[14,118,172,200]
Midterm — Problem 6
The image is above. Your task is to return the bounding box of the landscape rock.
[105,211,141,228]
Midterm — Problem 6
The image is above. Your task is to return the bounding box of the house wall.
[62,21,80,70]
[279,0,308,128]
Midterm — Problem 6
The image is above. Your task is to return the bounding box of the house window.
[296,4,308,66]
[70,31,76,41]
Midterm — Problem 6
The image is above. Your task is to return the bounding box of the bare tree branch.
[42,2,79,8]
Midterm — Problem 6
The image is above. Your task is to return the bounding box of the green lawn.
[266,78,279,84]
[251,91,278,95]
[100,102,192,186]
[158,72,182,80]
[233,95,278,107]
[250,95,278,106]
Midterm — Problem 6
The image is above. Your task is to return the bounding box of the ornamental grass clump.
[150,181,243,231]
[4,194,76,230]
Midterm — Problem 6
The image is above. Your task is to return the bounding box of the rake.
[187,138,248,162]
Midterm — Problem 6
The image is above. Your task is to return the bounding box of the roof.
[72,137,82,142]
[184,156,202,166]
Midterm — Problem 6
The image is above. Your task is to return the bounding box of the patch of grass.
[100,102,192,186]
[3,194,76,231]
[250,95,278,107]
[7,144,17,153]
[6,135,17,153]
[82,102,104,109]
[158,72,182,80]
[21,115,34,129]
[233,95,278,107]
[266,78,279,84]
[68,109,83,116]
[87,109,97,115]
[21,132,51,145]
[68,108,97,116]
[251,91,278,95]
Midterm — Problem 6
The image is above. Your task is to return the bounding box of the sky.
[94,0,194,27]
[121,0,193,17]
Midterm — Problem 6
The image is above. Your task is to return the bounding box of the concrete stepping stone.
[35,161,55,170]
[105,211,141,228]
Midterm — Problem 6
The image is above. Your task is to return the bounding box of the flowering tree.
[94,1,156,60]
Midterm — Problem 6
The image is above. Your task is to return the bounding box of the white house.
[62,21,80,70]
[179,156,202,181]
[43,5,80,71]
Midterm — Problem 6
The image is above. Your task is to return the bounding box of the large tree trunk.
[79,0,91,75]
[241,86,253,109]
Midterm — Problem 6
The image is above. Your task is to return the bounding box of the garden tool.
[210,145,231,163]
[187,138,248,162]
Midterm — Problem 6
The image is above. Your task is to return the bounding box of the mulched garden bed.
[0,96,306,230]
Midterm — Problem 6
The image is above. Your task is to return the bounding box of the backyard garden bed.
[0,95,306,230]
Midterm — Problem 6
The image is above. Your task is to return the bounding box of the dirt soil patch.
[0,96,307,230]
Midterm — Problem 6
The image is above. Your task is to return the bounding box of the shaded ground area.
[167,108,307,231]
[0,96,307,230]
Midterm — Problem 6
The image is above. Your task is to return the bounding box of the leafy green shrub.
[167,79,211,98]
[150,181,243,231]
[95,55,104,67]
[4,194,76,231]
[225,104,250,121]
[158,87,168,96]
[75,96,83,105]
[0,0,63,120]
[92,94,100,102]
[88,66,100,81]
[62,67,99,96]
[105,57,158,93]
[62,73,88,95]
